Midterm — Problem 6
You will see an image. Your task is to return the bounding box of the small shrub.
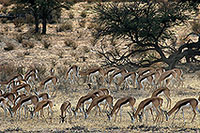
[90,38,97,46]
[0,0,11,6]
[34,34,42,41]
[0,7,7,14]
[191,20,200,34]
[42,40,51,49]
[0,18,7,23]
[56,22,73,32]
[13,18,24,28]
[64,39,77,50]
[25,14,34,26]
[57,50,64,58]
[80,11,87,18]
[22,40,34,49]
[82,46,90,53]
[16,34,23,43]
[69,12,74,19]
[79,20,86,28]
[4,42,14,51]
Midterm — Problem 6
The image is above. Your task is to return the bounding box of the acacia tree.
[11,0,74,34]
[93,1,200,69]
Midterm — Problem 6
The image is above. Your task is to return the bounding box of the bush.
[80,11,87,18]
[16,34,23,43]
[56,22,73,32]
[79,20,86,28]
[69,12,74,19]
[64,39,77,50]
[191,20,200,34]
[0,0,11,6]
[4,42,14,51]
[13,18,25,28]
[82,46,90,53]
[22,40,34,49]
[42,40,51,49]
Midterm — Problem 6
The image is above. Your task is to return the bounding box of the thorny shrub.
[4,42,14,51]
[56,22,73,32]
[64,39,77,50]
[42,40,51,49]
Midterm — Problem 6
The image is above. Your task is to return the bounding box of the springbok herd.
[0,65,199,126]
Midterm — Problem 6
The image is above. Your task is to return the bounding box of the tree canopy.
[10,0,74,34]
[93,1,200,69]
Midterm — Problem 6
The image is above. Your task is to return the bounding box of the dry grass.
[0,2,200,132]
[0,79,200,132]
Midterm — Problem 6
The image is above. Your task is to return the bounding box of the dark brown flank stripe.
[14,84,30,91]
[20,96,38,104]
[25,69,36,78]
[124,73,134,79]
[94,95,109,104]
[67,66,73,74]
[163,72,172,79]
[42,101,49,108]
[120,98,130,106]
[143,99,153,108]
[113,71,122,77]
[179,99,197,107]
[156,88,165,96]
[83,94,96,102]
[39,93,49,99]
[43,77,55,85]
[21,96,32,104]
[140,75,148,82]
[88,68,100,74]
[141,69,151,75]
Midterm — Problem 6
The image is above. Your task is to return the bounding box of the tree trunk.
[35,16,39,33]
[42,18,47,34]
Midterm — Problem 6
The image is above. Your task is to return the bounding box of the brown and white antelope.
[9,95,39,119]
[136,71,155,90]
[84,95,113,119]
[72,93,97,117]
[108,69,128,90]
[118,72,138,90]
[151,87,171,109]
[60,101,72,123]
[29,99,53,123]
[107,97,136,122]
[163,97,200,125]
[66,65,79,84]
[128,97,164,123]
[0,73,24,91]
[0,97,11,118]
[156,70,177,88]
[11,83,31,96]
[39,76,58,96]
[1,92,16,106]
